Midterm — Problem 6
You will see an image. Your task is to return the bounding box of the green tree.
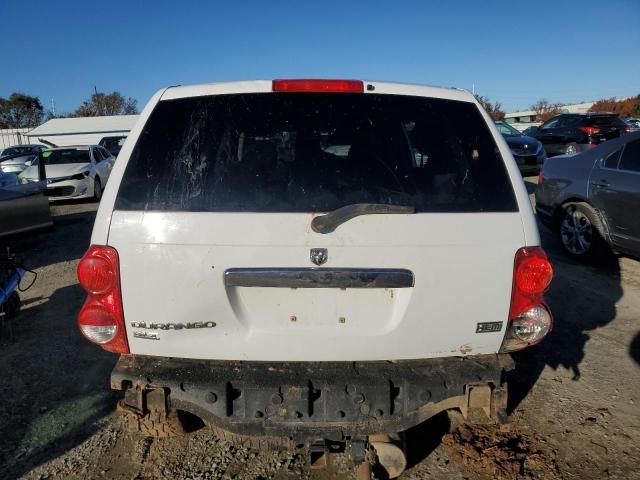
[73,91,138,117]
[0,93,44,128]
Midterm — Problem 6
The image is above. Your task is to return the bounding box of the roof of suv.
[556,112,618,117]
[159,80,477,104]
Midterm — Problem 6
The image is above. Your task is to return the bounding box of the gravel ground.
[1,180,639,480]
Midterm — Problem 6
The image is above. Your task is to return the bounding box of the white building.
[505,102,595,131]
[25,115,140,146]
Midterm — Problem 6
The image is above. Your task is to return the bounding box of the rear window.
[116,93,517,213]
[588,116,621,126]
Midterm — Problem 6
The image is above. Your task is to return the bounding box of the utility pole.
[50,98,56,117]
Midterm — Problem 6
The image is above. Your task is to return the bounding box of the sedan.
[495,121,546,175]
[536,131,640,259]
[19,145,114,201]
[0,153,38,174]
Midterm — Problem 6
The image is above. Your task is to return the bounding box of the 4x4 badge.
[310,248,328,266]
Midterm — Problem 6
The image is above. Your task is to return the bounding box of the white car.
[75,79,552,475]
[20,145,114,201]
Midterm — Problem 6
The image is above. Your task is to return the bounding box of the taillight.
[537,169,544,185]
[580,126,600,135]
[501,247,553,352]
[77,245,129,353]
[272,79,364,93]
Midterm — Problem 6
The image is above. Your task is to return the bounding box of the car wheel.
[93,177,102,201]
[559,202,606,259]
[564,142,578,155]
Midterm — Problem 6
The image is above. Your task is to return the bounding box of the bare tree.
[0,93,44,128]
[73,91,138,117]
[529,99,563,122]
[474,95,505,121]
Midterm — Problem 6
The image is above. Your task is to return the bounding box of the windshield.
[117,93,517,213]
[495,122,521,136]
[43,149,90,165]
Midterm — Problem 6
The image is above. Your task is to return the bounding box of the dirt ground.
[1,178,639,480]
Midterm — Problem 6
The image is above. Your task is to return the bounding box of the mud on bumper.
[112,354,513,440]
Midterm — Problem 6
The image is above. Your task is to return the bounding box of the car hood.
[504,135,541,148]
[22,163,90,180]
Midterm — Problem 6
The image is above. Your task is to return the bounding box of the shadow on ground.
[0,202,114,479]
[630,332,640,366]
[0,283,117,479]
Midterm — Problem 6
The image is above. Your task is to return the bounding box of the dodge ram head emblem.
[310,248,328,266]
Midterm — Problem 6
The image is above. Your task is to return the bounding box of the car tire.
[93,177,102,202]
[559,202,608,260]
[564,142,578,155]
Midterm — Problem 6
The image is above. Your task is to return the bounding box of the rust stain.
[459,344,473,355]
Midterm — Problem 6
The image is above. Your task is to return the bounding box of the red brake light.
[515,255,553,295]
[537,169,544,185]
[77,245,129,354]
[511,247,553,314]
[78,255,114,294]
[580,126,600,135]
[272,79,364,93]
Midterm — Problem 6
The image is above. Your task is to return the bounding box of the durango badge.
[310,248,328,266]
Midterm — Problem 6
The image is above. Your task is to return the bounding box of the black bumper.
[112,354,513,439]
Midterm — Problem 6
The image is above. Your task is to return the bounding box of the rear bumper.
[112,353,513,440]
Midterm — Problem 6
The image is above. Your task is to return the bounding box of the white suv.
[76,79,552,474]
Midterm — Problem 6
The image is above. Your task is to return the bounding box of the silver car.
[536,131,640,259]
[0,153,38,174]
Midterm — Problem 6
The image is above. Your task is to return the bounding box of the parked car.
[495,121,546,175]
[0,153,52,237]
[0,152,38,174]
[19,145,114,201]
[0,144,44,158]
[99,135,127,157]
[536,131,640,259]
[524,113,627,156]
[74,79,554,475]
[625,118,640,132]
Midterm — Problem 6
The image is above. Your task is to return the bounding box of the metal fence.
[0,128,33,149]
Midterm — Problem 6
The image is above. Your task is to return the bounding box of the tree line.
[475,94,640,122]
[0,91,138,129]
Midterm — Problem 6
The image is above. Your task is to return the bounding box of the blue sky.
[1,0,638,114]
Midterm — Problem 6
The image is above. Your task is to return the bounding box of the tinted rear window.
[116,93,517,213]
[588,116,621,126]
